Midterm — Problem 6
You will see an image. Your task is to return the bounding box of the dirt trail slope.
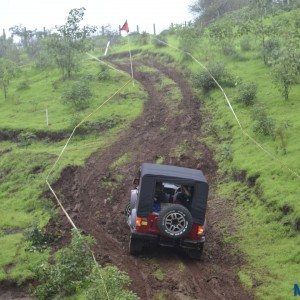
[48,56,252,299]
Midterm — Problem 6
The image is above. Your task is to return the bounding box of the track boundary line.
[153,37,299,179]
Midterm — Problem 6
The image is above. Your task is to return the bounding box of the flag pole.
[127,33,134,86]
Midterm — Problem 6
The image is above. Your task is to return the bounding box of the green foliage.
[17,81,30,91]
[46,7,96,78]
[176,27,200,61]
[17,132,37,147]
[194,62,235,93]
[0,35,20,62]
[138,31,150,45]
[34,230,136,300]
[240,36,252,51]
[235,82,257,106]
[153,35,167,48]
[97,64,111,81]
[33,230,94,299]
[275,121,292,155]
[208,21,234,43]
[252,105,275,136]
[25,225,53,252]
[220,144,233,161]
[62,80,92,111]
[0,58,18,99]
[85,266,137,300]
[272,46,299,100]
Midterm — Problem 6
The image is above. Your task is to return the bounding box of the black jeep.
[126,163,208,259]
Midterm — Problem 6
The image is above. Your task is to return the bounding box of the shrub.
[17,81,30,91]
[139,31,150,45]
[97,64,111,81]
[220,144,233,161]
[235,82,257,106]
[272,49,298,100]
[153,34,167,48]
[25,225,53,252]
[263,38,280,65]
[194,62,235,93]
[34,230,136,300]
[252,106,275,137]
[17,132,37,147]
[33,230,95,299]
[275,121,292,155]
[85,266,137,300]
[240,37,252,51]
[62,81,92,111]
[222,44,237,56]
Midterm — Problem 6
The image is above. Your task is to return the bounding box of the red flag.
[120,20,129,33]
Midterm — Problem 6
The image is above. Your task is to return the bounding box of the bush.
[153,34,167,48]
[240,37,252,51]
[235,82,257,106]
[222,44,237,56]
[139,31,150,45]
[97,64,111,81]
[252,106,275,137]
[263,38,280,65]
[17,131,37,147]
[272,52,298,100]
[194,62,235,93]
[275,121,292,155]
[34,230,136,300]
[85,266,137,300]
[25,225,53,252]
[17,81,30,91]
[62,81,92,111]
[34,230,95,299]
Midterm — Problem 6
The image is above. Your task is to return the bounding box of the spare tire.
[157,204,193,239]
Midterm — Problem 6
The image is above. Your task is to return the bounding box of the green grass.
[187,10,300,299]
[0,54,145,284]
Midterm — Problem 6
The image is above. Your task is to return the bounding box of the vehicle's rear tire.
[185,244,203,260]
[157,204,193,239]
[129,235,143,255]
[124,203,131,217]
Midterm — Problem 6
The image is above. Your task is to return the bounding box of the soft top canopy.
[137,163,209,224]
[140,163,207,183]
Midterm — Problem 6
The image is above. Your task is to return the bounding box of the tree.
[0,58,17,99]
[249,0,275,64]
[0,35,20,62]
[46,7,96,78]
[190,0,250,24]
[272,47,299,100]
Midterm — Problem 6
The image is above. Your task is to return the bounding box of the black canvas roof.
[140,163,207,183]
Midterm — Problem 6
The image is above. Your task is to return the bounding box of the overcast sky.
[1,0,195,36]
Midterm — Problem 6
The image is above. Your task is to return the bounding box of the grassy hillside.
[0,54,145,286]
[107,7,300,299]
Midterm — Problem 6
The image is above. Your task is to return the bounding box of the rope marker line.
[45,61,132,299]
[153,37,300,179]
[46,79,132,180]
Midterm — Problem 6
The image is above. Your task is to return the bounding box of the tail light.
[197,225,204,236]
[136,217,148,227]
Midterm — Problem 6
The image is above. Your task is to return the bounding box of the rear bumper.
[131,232,205,249]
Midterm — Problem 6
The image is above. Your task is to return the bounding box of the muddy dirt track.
[49,55,252,299]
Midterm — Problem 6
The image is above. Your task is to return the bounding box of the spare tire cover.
[157,204,193,239]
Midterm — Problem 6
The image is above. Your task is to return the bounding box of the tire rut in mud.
[47,56,251,299]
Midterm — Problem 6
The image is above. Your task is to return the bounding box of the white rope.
[46,74,132,300]
[153,37,300,179]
